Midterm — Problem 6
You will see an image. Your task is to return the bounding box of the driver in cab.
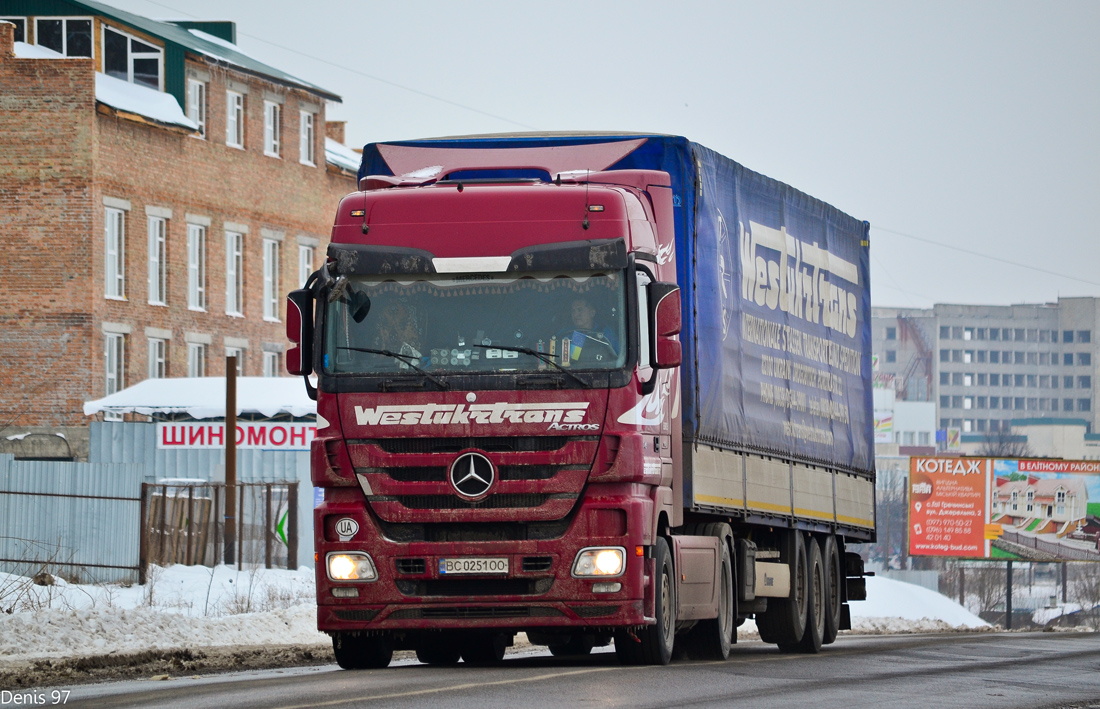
[561,297,618,363]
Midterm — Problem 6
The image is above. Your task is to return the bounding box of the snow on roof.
[94,72,198,131]
[83,377,315,419]
[13,41,65,59]
[326,137,361,173]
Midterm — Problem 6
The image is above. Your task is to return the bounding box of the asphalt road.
[54,632,1100,709]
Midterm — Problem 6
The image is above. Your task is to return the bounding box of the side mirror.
[286,289,314,376]
[648,282,681,369]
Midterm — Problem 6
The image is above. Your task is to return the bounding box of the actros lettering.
[354,402,590,426]
[739,220,860,339]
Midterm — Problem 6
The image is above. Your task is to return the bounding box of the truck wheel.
[822,535,843,645]
[548,635,595,657]
[689,524,734,660]
[332,632,393,670]
[615,536,675,665]
[416,641,461,665]
[460,634,507,665]
[757,529,808,652]
[795,538,825,653]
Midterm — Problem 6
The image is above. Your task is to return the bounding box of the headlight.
[327,552,378,581]
[571,547,626,578]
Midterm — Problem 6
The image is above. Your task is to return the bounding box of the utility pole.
[1006,560,1013,630]
[224,356,237,566]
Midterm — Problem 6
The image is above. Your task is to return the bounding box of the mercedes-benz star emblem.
[450,452,494,498]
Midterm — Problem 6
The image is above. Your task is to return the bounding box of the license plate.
[438,557,509,575]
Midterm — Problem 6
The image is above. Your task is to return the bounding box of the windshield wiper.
[471,344,591,388]
[337,347,449,390]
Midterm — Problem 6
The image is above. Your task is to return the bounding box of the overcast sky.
[107,0,1100,310]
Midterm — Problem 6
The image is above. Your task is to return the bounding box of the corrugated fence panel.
[0,454,146,584]
[90,422,314,568]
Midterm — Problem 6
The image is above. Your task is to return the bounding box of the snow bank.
[0,565,989,664]
[850,575,988,629]
[94,73,198,130]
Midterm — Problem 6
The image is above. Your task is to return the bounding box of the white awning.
[83,377,316,419]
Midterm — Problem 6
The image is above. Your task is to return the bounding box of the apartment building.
[872,299,1099,437]
[0,3,360,459]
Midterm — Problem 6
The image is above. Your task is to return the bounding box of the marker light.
[571,547,626,578]
[327,552,378,582]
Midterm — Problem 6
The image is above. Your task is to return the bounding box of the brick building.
[0,3,359,459]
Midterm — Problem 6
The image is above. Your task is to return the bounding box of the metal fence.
[141,481,299,581]
[1000,530,1100,562]
[0,454,145,584]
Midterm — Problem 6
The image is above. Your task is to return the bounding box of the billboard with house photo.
[909,457,1100,561]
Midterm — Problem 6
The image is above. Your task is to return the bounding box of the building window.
[939,326,950,339]
[990,373,1000,386]
[1064,353,1074,366]
[885,350,896,363]
[36,17,92,57]
[1079,353,1092,366]
[1079,330,1092,343]
[187,79,206,138]
[977,396,987,409]
[263,238,280,321]
[952,350,962,363]
[989,351,1000,364]
[990,397,1000,410]
[1040,352,1050,365]
[225,231,244,316]
[940,372,950,386]
[105,333,125,395]
[963,419,972,432]
[1027,374,1037,388]
[1063,331,1075,344]
[964,374,973,387]
[952,372,963,386]
[1,18,26,42]
[1064,398,1074,412]
[188,224,206,310]
[226,347,244,376]
[1014,374,1024,387]
[105,207,125,299]
[147,216,166,305]
[939,395,950,408]
[263,351,280,377]
[103,25,162,89]
[989,328,1001,341]
[1080,376,1092,389]
[978,373,988,386]
[298,244,314,287]
[147,338,166,379]
[263,101,281,157]
[885,326,896,340]
[1064,376,1074,389]
[187,342,206,377]
[1080,399,1092,412]
[226,91,245,148]
[939,349,949,363]
[299,110,315,165]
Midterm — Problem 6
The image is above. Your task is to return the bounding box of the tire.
[416,641,461,665]
[615,536,675,665]
[756,529,808,651]
[795,538,825,654]
[332,632,393,670]
[548,635,595,657]
[460,634,507,665]
[688,523,734,660]
[821,535,843,645]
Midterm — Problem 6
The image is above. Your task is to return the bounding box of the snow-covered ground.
[0,566,987,664]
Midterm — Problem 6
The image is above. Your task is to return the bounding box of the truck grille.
[380,465,576,483]
[363,436,582,454]
[395,577,553,597]
[395,558,426,575]
[377,518,572,543]
[387,606,564,620]
[333,609,380,622]
[522,556,554,572]
[391,493,573,510]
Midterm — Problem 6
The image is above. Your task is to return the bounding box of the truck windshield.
[324,271,627,376]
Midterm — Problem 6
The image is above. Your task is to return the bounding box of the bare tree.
[1071,563,1100,630]
[977,426,1034,459]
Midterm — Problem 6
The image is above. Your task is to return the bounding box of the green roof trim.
[18,0,340,108]
[1010,417,1089,427]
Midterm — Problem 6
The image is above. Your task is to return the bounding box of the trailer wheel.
[757,529,808,651]
[822,535,843,645]
[615,536,675,665]
[795,538,825,653]
[688,524,734,660]
[332,632,393,670]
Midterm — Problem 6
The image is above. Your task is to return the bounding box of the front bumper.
[314,483,654,632]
